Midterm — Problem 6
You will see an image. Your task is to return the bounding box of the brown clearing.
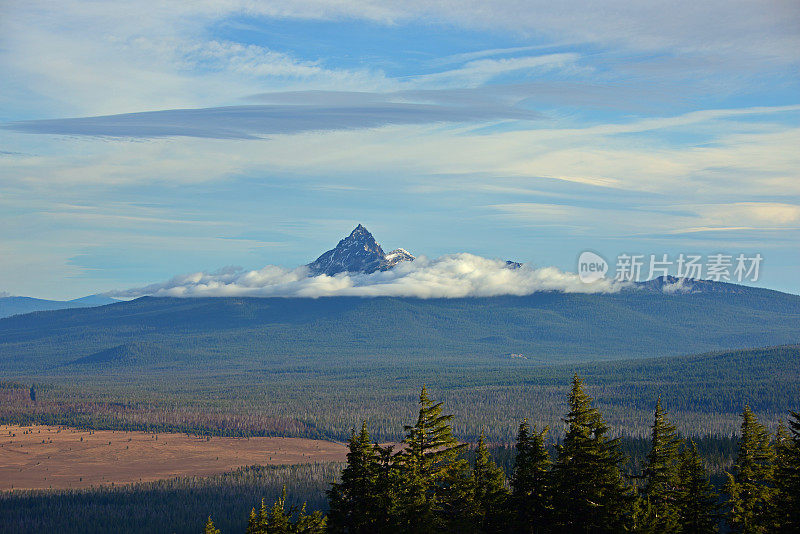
[0,424,347,491]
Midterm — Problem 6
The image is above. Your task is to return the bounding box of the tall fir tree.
[204,516,221,534]
[724,405,776,534]
[327,422,380,534]
[292,503,326,534]
[551,374,633,533]
[472,433,511,532]
[773,412,800,533]
[246,487,325,534]
[638,398,682,533]
[373,443,401,531]
[264,487,292,534]
[511,420,552,533]
[675,441,719,534]
[246,506,259,534]
[395,386,468,534]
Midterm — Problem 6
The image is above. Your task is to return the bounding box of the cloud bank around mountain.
[110,253,618,299]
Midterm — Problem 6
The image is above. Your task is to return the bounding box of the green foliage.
[472,434,511,532]
[511,420,551,533]
[393,386,469,533]
[0,464,338,534]
[204,516,221,534]
[674,441,720,534]
[773,411,800,532]
[245,487,325,534]
[2,344,798,443]
[327,422,381,534]
[551,374,634,532]
[4,292,800,377]
[724,406,776,533]
[3,376,798,534]
[637,399,682,532]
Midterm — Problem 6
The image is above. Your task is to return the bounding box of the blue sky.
[1,1,798,299]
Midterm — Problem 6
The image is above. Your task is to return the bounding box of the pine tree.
[248,486,326,534]
[265,487,292,534]
[472,433,511,532]
[395,386,468,534]
[638,398,682,533]
[204,516,221,534]
[246,507,259,534]
[551,374,633,533]
[293,502,326,534]
[774,412,800,533]
[373,443,401,531]
[675,441,719,534]
[327,422,380,534]
[511,420,552,533]
[438,452,478,534]
[724,406,776,533]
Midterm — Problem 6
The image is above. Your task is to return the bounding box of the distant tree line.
[4,343,799,444]
[210,375,800,534]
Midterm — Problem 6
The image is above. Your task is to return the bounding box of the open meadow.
[0,424,346,491]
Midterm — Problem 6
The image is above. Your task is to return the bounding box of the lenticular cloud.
[111,254,619,299]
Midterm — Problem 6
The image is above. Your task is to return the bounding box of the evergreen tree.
[438,453,479,534]
[246,486,327,534]
[327,422,380,534]
[551,374,633,533]
[373,443,401,531]
[675,441,719,534]
[724,406,776,533]
[511,420,552,533]
[472,433,511,532]
[394,386,468,534]
[204,516,221,534]
[638,398,682,533]
[292,503,326,534]
[773,412,800,533]
[264,488,292,534]
[246,507,259,534]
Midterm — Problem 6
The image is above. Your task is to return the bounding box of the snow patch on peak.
[307,225,414,276]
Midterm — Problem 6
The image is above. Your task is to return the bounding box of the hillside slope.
[1,286,798,373]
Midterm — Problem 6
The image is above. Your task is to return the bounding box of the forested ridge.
[207,377,800,534]
[3,292,800,374]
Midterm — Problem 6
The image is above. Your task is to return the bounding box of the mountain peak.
[307,225,414,276]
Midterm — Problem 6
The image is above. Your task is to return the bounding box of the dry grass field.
[0,424,348,491]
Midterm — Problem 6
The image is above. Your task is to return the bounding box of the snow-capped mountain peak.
[307,225,414,276]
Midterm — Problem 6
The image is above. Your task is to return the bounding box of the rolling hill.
[0,294,117,319]
[0,284,798,374]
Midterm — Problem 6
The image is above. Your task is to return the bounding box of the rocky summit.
[307,224,414,276]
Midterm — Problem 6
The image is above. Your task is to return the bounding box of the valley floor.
[0,424,347,491]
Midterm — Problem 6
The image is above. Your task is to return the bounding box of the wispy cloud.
[415,53,581,86]
[428,45,558,66]
[3,99,540,139]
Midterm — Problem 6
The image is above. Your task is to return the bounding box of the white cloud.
[3,105,797,198]
[3,1,797,119]
[489,200,800,237]
[416,53,581,86]
[694,202,800,228]
[111,253,619,298]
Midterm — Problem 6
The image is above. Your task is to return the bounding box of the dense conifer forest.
[2,345,798,442]
[2,375,797,533]
[211,377,800,534]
